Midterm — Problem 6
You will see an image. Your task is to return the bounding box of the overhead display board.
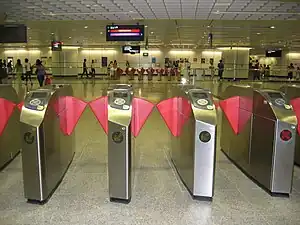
[0,25,27,43]
[106,25,145,42]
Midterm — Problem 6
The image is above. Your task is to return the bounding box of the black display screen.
[122,46,140,54]
[267,92,283,99]
[31,92,48,98]
[192,92,208,99]
[51,41,62,51]
[266,49,282,58]
[106,25,144,41]
[0,25,27,43]
[114,92,128,98]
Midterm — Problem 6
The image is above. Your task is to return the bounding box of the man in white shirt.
[24,58,32,86]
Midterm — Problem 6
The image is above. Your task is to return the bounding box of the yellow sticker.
[37,105,44,111]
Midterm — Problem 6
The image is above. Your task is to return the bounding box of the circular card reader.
[114,98,126,106]
[197,99,209,106]
[112,131,124,144]
[275,98,285,106]
[199,131,211,143]
[29,99,42,106]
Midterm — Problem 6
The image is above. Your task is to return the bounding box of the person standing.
[36,59,46,87]
[0,62,8,84]
[14,59,23,84]
[81,59,89,78]
[24,58,32,86]
[108,61,113,79]
[90,60,96,78]
[296,67,300,80]
[218,60,224,80]
[7,60,12,77]
[113,60,118,79]
[287,63,294,80]
[2,60,6,69]
[253,60,260,80]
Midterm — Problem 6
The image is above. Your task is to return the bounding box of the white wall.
[0,47,252,77]
[251,51,300,77]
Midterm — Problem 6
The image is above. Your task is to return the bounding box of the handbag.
[45,76,52,85]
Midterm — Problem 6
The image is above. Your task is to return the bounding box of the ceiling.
[2,0,300,21]
[1,0,300,50]
[9,19,299,50]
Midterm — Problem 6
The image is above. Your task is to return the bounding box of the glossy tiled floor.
[0,77,300,225]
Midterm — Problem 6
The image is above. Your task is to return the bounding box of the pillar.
[222,48,250,79]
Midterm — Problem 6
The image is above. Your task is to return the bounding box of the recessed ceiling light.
[29,37,32,39]
[151,31,154,34]
[100,32,103,34]
[69,36,72,39]
[51,32,54,35]
[207,25,210,28]
[84,26,88,29]
[145,25,148,28]
[257,32,261,35]
[27,27,30,30]
[270,26,275,29]
[86,4,90,7]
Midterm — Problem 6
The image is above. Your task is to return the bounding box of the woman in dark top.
[36,59,46,87]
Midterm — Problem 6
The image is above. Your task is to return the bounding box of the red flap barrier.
[157,97,192,137]
[17,101,24,111]
[290,97,300,135]
[53,96,87,136]
[131,98,155,137]
[219,96,252,135]
[0,98,16,136]
[89,96,108,134]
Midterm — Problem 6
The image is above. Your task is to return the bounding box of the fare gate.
[107,85,134,203]
[280,84,300,166]
[157,84,217,200]
[89,84,155,204]
[20,84,86,203]
[220,85,297,195]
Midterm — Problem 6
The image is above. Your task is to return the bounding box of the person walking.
[81,59,89,78]
[36,59,46,87]
[24,58,33,86]
[14,59,23,84]
[218,60,224,80]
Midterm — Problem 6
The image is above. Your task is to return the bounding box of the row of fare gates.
[0,83,300,204]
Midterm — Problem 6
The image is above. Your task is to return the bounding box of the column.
[222,48,250,79]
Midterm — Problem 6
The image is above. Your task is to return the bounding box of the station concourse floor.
[0,78,300,225]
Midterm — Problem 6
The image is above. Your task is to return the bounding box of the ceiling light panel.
[1,0,300,21]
